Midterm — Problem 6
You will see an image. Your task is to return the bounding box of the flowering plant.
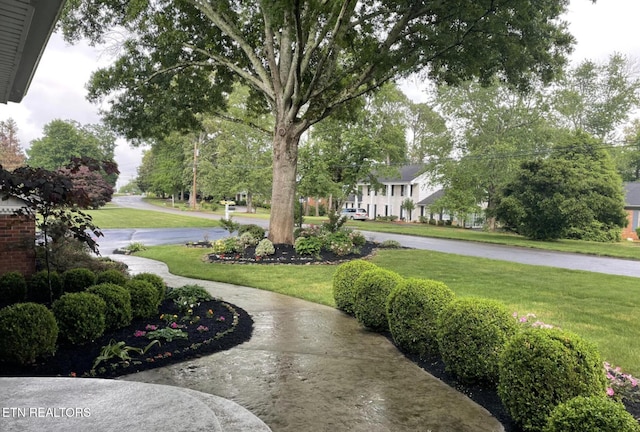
[133,330,147,337]
[196,325,209,333]
[604,362,640,402]
[512,312,556,329]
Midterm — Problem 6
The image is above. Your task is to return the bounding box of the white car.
[340,208,368,221]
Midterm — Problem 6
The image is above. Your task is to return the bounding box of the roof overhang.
[0,0,66,104]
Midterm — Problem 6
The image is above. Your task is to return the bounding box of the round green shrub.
[87,283,132,330]
[63,268,96,293]
[0,302,58,364]
[52,292,106,345]
[125,280,159,319]
[131,273,166,304]
[332,260,379,315]
[255,239,275,257]
[386,278,455,357]
[238,224,266,240]
[294,236,323,257]
[166,284,213,302]
[95,269,129,287]
[0,271,27,305]
[436,297,518,384]
[353,269,403,331]
[544,396,640,432]
[28,270,63,304]
[498,328,608,432]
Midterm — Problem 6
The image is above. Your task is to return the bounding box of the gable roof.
[376,164,427,183]
[416,189,444,206]
[625,182,640,209]
[0,0,66,103]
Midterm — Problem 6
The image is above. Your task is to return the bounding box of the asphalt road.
[105,195,640,278]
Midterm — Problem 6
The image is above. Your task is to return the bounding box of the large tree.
[0,118,26,171]
[61,0,575,244]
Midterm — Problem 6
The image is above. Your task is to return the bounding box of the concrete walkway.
[113,255,504,432]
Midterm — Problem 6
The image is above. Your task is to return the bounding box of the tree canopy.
[0,118,25,171]
[61,0,576,244]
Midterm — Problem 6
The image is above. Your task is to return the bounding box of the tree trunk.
[246,191,253,214]
[268,127,302,245]
[315,198,319,217]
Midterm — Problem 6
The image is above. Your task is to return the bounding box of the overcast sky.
[1,0,639,189]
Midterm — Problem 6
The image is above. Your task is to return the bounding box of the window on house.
[390,185,394,196]
[400,185,405,196]
[410,185,414,197]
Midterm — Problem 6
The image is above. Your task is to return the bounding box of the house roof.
[0,0,66,103]
[376,164,427,183]
[416,189,444,206]
[624,182,640,209]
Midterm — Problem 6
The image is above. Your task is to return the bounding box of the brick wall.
[622,209,639,241]
[0,213,36,276]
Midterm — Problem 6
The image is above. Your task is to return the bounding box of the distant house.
[623,182,640,240]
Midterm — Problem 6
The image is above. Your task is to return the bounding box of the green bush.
[294,236,323,257]
[0,271,27,305]
[378,239,402,249]
[498,328,608,432]
[125,280,159,319]
[166,284,213,302]
[0,302,58,364]
[95,269,129,287]
[332,260,379,315]
[28,270,63,303]
[436,298,518,384]
[255,239,275,257]
[348,230,367,248]
[131,273,166,304]
[63,268,96,293]
[238,224,266,240]
[239,232,259,248]
[325,231,355,256]
[52,292,106,345]
[87,283,132,330]
[353,269,403,331]
[386,278,455,357]
[544,396,640,432]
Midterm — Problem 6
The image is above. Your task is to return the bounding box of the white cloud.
[1,0,639,188]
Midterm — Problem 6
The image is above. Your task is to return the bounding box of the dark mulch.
[206,241,379,265]
[0,298,253,378]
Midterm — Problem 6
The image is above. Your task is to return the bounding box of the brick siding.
[0,214,36,276]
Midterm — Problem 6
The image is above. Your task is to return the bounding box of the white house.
[344,164,446,222]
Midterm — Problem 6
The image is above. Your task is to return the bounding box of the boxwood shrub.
[28,270,63,304]
[544,396,640,432]
[0,271,27,305]
[125,280,159,319]
[95,269,129,287]
[63,268,96,293]
[131,273,166,304]
[353,269,403,331]
[436,297,517,385]
[52,292,106,345]
[87,283,133,330]
[238,224,266,241]
[332,260,379,315]
[0,302,58,364]
[386,278,454,357]
[498,328,607,432]
[166,284,213,302]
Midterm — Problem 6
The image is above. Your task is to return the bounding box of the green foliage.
[436,298,518,384]
[332,260,379,315]
[0,271,27,305]
[322,211,347,233]
[348,230,366,248]
[325,231,356,256]
[0,302,58,364]
[498,328,608,432]
[239,232,260,248]
[544,396,640,432]
[63,267,96,293]
[219,217,240,235]
[87,283,133,330]
[95,269,129,286]
[146,327,188,342]
[353,269,403,331]
[28,270,63,304]
[131,272,166,304]
[496,134,627,241]
[237,224,266,241]
[93,339,160,370]
[124,242,147,253]
[125,280,159,319]
[166,284,213,302]
[379,239,402,249]
[255,239,275,257]
[294,236,323,257]
[52,292,106,345]
[386,278,455,357]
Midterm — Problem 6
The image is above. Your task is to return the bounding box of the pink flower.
[519,317,527,323]
[145,324,158,331]
[134,330,147,337]
[606,387,615,397]
[170,322,178,329]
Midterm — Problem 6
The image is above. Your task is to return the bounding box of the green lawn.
[85,206,220,229]
[137,245,640,376]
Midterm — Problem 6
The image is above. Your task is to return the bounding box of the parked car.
[340,208,368,221]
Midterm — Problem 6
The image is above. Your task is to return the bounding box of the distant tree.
[407,103,450,164]
[61,0,575,244]
[496,133,627,241]
[118,179,141,195]
[610,119,640,181]
[0,118,26,171]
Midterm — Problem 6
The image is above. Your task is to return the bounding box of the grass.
[85,205,220,229]
[137,245,640,376]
